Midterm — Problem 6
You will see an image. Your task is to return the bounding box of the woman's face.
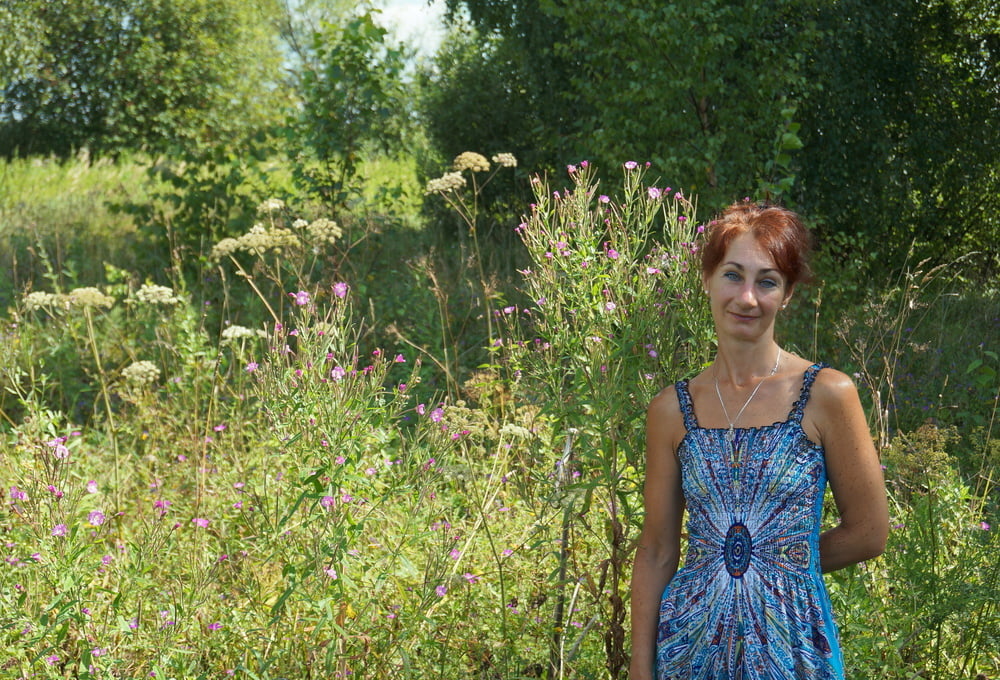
[703,232,792,342]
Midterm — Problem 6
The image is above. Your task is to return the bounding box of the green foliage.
[794,0,1000,274]
[829,425,1000,678]
[548,0,820,205]
[1,132,998,680]
[419,16,582,181]
[293,6,411,213]
[496,163,714,676]
[435,0,1000,280]
[0,0,287,158]
[0,154,150,310]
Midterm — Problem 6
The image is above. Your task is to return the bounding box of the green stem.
[84,307,121,510]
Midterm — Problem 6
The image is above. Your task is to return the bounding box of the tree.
[794,0,1000,273]
[292,5,412,212]
[0,0,287,158]
[426,0,821,208]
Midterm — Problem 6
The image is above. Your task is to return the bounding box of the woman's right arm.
[629,387,686,680]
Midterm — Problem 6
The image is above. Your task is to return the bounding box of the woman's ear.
[782,284,795,309]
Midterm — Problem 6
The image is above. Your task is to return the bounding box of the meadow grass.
[0,156,997,679]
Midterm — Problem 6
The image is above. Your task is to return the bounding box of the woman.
[629,202,889,679]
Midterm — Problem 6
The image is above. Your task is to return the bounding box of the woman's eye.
[759,279,778,289]
[723,271,740,281]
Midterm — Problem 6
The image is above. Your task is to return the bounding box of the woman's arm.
[809,369,889,572]
[629,387,686,680]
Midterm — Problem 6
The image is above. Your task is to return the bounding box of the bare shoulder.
[805,366,868,444]
[646,384,687,456]
[811,366,862,407]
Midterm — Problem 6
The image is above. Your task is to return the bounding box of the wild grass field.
[0,154,997,680]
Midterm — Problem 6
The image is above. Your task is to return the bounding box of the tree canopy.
[426,0,1000,272]
[0,0,287,158]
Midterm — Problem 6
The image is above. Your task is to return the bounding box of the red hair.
[700,202,813,288]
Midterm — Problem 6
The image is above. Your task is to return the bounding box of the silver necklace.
[714,348,782,445]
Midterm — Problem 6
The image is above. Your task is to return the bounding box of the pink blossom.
[320,495,335,509]
[46,438,69,459]
[290,291,310,306]
[324,567,338,579]
[88,511,106,526]
[430,408,444,423]
[436,585,447,597]
[648,187,662,200]
[393,353,405,363]
[86,480,98,493]
[191,518,210,528]
[51,524,68,537]
[332,282,349,298]
[245,361,259,373]
[623,161,638,170]
[598,195,610,204]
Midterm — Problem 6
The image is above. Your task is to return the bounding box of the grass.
[0,155,997,679]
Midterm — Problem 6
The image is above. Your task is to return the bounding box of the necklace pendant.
[726,427,735,445]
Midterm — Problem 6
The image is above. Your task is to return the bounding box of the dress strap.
[789,363,828,424]
[674,380,699,431]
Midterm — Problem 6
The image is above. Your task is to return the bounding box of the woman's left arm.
[810,369,889,572]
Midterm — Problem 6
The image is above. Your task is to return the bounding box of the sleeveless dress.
[655,363,844,679]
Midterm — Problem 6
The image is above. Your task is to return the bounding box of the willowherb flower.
[134,284,181,306]
[51,524,68,537]
[491,152,517,168]
[88,510,106,526]
[256,198,286,215]
[425,172,467,194]
[332,282,349,299]
[46,438,70,459]
[305,218,342,246]
[23,291,64,311]
[453,151,490,172]
[67,287,114,309]
[122,360,161,385]
[221,325,267,341]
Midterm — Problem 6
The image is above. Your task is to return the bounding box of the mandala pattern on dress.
[655,364,844,680]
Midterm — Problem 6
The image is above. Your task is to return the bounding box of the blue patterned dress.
[656,364,844,679]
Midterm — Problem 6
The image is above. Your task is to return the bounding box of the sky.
[371,0,447,58]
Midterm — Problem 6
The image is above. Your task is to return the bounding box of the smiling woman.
[630,201,889,680]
